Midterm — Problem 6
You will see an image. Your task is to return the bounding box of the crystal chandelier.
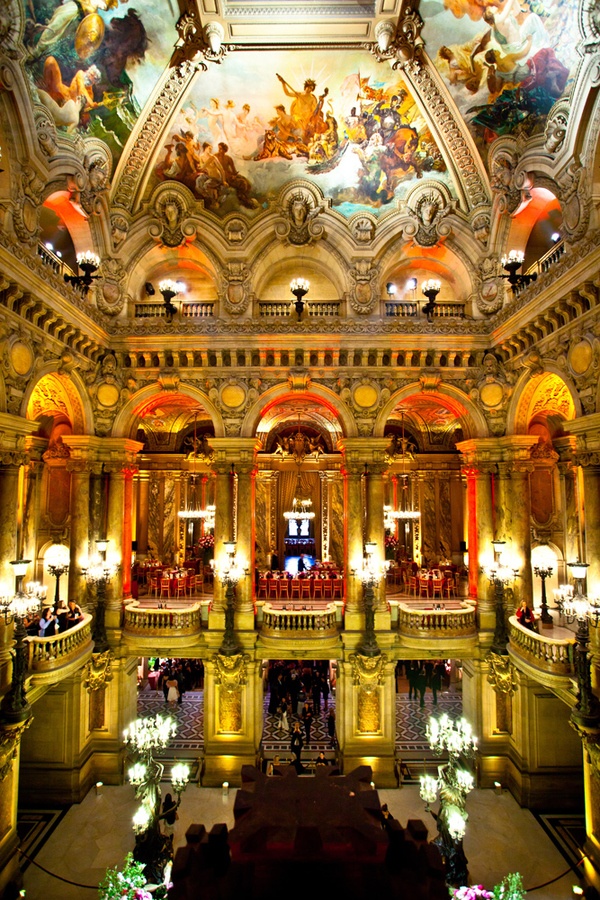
[283,471,315,522]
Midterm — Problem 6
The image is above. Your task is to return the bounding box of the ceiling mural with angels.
[24,0,178,162]
[423,0,577,156]
[152,49,450,218]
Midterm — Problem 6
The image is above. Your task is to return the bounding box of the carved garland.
[0,718,32,783]
[84,650,114,692]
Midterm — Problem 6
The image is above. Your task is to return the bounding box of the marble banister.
[123,601,202,635]
[508,617,575,675]
[26,614,93,671]
[397,602,477,637]
[261,602,339,636]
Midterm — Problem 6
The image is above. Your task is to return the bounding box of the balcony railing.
[260,602,339,636]
[123,601,203,635]
[258,302,340,318]
[508,617,575,675]
[134,302,214,319]
[385,301,466,318]
[26,613,93,671]
[397,602,477,637]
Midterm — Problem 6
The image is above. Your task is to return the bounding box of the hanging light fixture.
[283,471,315,523]
[397,413,420,523]
[179,414,204,521]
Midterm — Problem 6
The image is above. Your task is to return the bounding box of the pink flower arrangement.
[385,534,399,548]
[452,887,493,900]
[197,534,215,549]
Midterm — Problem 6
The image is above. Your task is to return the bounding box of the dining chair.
[300,580,312,601]
[312,579,324,600]
[322,579,334,600]
[432,577,444,599]
[278,578,290,600]
[290,579,301,600]
[417,577,430,599]
[159,577,171,599]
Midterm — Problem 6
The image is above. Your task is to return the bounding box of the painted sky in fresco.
[24,0,178,162]
[153,50,450,218]
[423,0,578,153]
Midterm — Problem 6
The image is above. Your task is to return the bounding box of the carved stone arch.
[507,366,580,436]
[24,367,92,435]
[111,382,225,439]
[252,236,348,306]
[240,381,358,440]
[374,382,489,440]
[0,0,23,52]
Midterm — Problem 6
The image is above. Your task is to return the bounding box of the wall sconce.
[500,250,537,289]
[421,279,441,320]
[64,252,100,295]
[386,282,396,298]
[290,278,310,318]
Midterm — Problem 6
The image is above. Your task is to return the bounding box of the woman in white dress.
[166,677,179,707]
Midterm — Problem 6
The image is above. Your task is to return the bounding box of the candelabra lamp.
[353,542,387,658]
[290,278,310,318]
[124,713,190,882]
[214,540,248,656]
[46,541,70,607]
[482,540,519,655]
[64,251,100,294]
[533,560,554,626]
[554,562,600,729]
[0,560,46,723]
[419,714,478,887]
[421,279,441,320]
[81,539,119,653]
[500,250,537,289]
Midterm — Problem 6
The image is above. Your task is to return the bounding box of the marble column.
[65,460,92,607]
[105,466,125,608]
[343,464,364,614]
[235,463,255,613]
[366,464,386,609]
[579,463,600,596]
[21,438,47,571]
[136,472,150,559]
[461,465,495,603]
[212,466,233,612]
[496,457,535,607]
[0,463,24,590]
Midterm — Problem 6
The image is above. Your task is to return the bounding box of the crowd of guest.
[267,660,337,756]
[396,659,449,707]
[25,598,84,638]
[150,657,204,707]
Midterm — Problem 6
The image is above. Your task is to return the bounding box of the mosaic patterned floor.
[137,687,204,752]
[136,679,464,759]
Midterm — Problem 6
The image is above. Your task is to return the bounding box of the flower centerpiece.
[197,533,215,563]
[451,873,526,900]
[99,852,168,899]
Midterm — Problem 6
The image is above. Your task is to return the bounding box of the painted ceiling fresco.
[153,50,449,218]
[21,0,577,211]
[423,0,577,155]
[24,0,178,161]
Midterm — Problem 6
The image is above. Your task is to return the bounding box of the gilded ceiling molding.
[0,0,22,62]
[370,0,489,214]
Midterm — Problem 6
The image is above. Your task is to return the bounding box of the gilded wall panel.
[148,475,161,559]
[438,476,452,559]
[421,476,436,563]
[163,476,176,564]
[255,477,268,569]
[329,476,344,569]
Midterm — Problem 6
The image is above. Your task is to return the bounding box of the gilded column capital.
[338,437,390,470]
[0,451,29,468]
[212,651,250,687]
[83,650,114,692]
[486,652,517,695]
[66,458,96,475]
[0,716,32,782]
[349,651,387,686]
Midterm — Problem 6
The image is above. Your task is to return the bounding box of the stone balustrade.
[123,601,202,635]
[26,614,93,671]
[397,602,477,637]
[261,603,339,636]
[508,617,575,675]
